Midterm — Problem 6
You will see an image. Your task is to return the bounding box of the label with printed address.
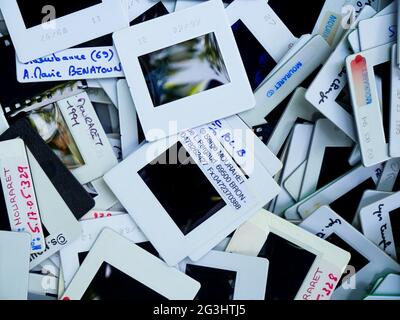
[0,156,45,253]
[179,124,255,213]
